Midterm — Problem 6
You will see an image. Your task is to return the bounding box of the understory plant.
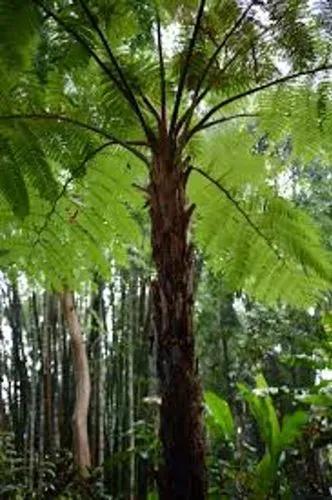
[205,373,308,499]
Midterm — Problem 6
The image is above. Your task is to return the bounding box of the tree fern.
[1,1,332,494]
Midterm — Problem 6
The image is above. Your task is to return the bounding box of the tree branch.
[77,0,155,136]
[191,165,282,261]
[187,113,257,139]
[156,10,167,126]
[169,0,207,135]
[31,0,120,88]
[137,91,161,125]
[32,0,153,138]
[193,1,256,103]
[176,24,271,137]
[191,64,332,135]
[0,113,149,165]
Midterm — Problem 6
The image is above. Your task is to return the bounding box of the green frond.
[0,0,39,70]
[0,118,61,215]
[194,126,269,188]
[258,83,332,163]
[190,128,332,307]
[9,124,59,202]
[0,144,29,218]
[0,140,146,289]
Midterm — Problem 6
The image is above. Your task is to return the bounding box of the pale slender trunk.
[61,290,91,476]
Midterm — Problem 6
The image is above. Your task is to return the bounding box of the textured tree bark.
[149,146,207,499]
[61,290,91,477]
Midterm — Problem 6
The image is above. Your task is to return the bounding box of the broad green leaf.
[279,411,308,451]
[300,394,332,408]
[255,374,280,455]
[205,391,235,442]
[238,374,280,454]
[252,452,278,500]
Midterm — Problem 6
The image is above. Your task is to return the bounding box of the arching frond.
[190,126,332,307]
[0,145,147,290]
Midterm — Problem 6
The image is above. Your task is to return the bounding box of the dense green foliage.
[0,0,331,303]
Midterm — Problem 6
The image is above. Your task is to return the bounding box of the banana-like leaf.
[204,391,235,442]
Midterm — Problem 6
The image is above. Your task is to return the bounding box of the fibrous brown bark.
[149,144,207,499]
[61,290,91,476]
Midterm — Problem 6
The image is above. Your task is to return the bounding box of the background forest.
[0,0,332,498]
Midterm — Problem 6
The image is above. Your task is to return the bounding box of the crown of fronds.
[0,0,331,304]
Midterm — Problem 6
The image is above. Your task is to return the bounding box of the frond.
[190,127,332,307]
[0,139,29,218]
[258,82,332,164]
[0,144,147,290]
[0,0,39,70]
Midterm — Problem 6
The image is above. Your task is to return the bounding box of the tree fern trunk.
[149,150,207,499]
[61,290,91,477]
